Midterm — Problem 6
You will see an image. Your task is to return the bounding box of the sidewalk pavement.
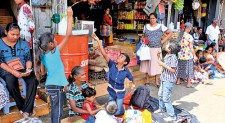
[149,78,225,123]
[40,78,225,123]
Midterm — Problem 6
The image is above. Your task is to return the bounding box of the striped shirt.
[160,54,178,82]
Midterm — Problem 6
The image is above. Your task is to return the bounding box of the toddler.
[81,87,102,123]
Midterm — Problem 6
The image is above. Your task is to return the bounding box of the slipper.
[144,83,150,87]
[30,110,36,117]
[186,85,194,88]
[22,112,30,118]
[176,83,181,85]
[204,82,213,85]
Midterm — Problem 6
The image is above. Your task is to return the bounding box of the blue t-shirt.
[0,38,31,77]
[42,46,68,86]
[107,59,133,99]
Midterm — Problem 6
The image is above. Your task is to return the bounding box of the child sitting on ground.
[154,40,180,122]
[92,33,135,116]
[192,50,209,83]
[199,57,225,79]
[81,87,103,123]
[95,100,118,123]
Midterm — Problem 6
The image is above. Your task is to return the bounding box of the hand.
[12,70,23,78]
[67,7,73,17]
[22,69,32,77]
[194,56,198,62]
[100,106,105,110]
[158,60,163,66]
[92,33,99,41]
[108,14,112,19]
[157,51,161,58]
[130,84,135,90]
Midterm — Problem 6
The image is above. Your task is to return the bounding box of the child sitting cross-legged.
[81,87,103,123]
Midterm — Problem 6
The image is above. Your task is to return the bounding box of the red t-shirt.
[81,100,96,120]
[103,14,112,26]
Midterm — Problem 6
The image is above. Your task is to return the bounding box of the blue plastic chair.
[0,77,36,114]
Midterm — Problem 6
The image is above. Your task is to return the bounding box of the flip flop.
[204,82,213,85]
[186,85,194,88]
[144,83,150,87]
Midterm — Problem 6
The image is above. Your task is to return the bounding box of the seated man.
[193,27,206,47]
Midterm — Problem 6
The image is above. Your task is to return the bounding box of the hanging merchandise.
[192,0,200,10]
[174,0,184,11]
[143,0,161,16]
[156,3,165,20]
[172,0,177,3]
[201,3,207,17]
[114,0,125,4]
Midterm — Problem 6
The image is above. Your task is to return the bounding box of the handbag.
[100,25,111,37]
[6,40,24,70]
[7,58,24,70]
[136,43,151,61]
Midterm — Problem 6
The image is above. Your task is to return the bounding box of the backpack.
[130,86,151,109]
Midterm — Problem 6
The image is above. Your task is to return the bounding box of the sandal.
[22,112,30,118]
[186,84,194,88]
[30,110,36,117]
[144,83,150,87]
[154,84,160,88]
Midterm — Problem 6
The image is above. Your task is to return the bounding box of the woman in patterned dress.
[66,66,100,118]
[140,13,172,87]
[176,22,198,88]
[14,0,35,48]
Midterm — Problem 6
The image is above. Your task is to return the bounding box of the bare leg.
[187,78,193,87]
[177,78,181,85]
[146,73,149,83]
[145,73,150,86]
[154,75,160,87]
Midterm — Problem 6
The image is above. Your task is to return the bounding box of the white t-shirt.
[143,24,168,33]
[205,25,220,41]
[95,110,117,123]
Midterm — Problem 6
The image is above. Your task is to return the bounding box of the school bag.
[130,85,151,109]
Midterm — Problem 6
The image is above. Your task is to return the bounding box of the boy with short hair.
[92,34,135,116]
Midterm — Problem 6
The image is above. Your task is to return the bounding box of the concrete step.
[127,65,140,73]
[0,99,50,123]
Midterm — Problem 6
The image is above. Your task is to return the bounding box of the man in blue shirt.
[92,34,135,116]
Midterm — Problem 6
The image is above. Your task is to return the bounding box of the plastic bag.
[123,109,142,123]
[142,109,152,123]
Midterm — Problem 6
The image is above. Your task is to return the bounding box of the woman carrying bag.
[139,13,172,87]
[100,8,112,47]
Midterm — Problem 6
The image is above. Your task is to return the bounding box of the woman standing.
[140,13,172,87]
[177,22,198,87]
[14,0,35,48]
[0,23,37,117]
[66,66,100,119]
[101,8,112,47]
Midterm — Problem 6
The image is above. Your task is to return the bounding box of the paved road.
[149,78,225,123]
